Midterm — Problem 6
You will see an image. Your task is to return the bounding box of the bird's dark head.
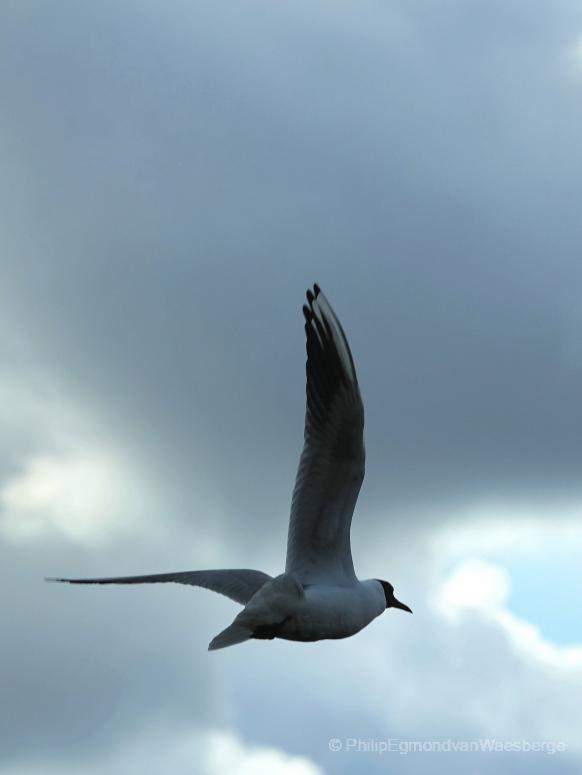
[376,580,412,613]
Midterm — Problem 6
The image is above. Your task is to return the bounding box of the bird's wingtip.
[306,284,322,304]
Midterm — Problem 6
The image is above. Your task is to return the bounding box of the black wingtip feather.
[313,283,321,296]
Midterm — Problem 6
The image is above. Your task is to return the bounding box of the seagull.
[48,284,412,650]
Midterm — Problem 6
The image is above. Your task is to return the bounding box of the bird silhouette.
[47,284,411,650]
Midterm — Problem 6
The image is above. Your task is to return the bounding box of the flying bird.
[47,284,412,650]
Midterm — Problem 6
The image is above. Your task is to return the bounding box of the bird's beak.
[391,597,413,613]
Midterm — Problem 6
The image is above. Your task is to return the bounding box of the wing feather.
[46,569,272,606]
[285,285,365,585]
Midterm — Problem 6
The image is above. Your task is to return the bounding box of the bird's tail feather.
[208,621,252,651]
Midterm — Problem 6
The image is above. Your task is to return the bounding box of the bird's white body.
[277,579,386,642]
[213,574,386,648]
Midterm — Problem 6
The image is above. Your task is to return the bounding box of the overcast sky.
[2,1,582,773]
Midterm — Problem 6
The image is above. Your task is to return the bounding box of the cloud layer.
[2,0,582,772]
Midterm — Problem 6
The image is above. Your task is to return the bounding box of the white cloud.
[560,31,582,81]
[434,500,582,559]
[0,447,140,543]
[436,556,582,668]
[4,726,324,775]
[438,557,511,612]
[0,360,155,545]
[203,730,324,775]
[494,609,582,669]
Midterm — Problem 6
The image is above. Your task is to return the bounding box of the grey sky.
[2,1,582,773]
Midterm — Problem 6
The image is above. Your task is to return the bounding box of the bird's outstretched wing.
[46,569,272,606]
[285,284,365,585]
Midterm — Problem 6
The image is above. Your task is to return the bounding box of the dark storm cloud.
[2,0,582,533]
[2,0,582,772]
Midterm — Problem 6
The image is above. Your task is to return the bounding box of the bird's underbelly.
[276,621,362,642]
[269,599,376,642]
